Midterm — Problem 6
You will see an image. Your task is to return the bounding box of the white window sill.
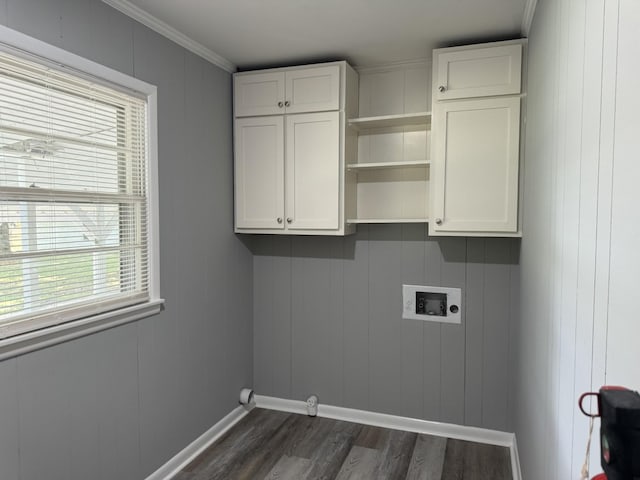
[0,299,164,361]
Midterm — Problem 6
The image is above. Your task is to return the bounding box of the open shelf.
[348,66,432,226]
[348,112,431,130]
[347,160,430,171]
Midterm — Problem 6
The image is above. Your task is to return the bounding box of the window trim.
[0,25,163,359]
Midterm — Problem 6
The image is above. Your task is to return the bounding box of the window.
[0,31,160,343]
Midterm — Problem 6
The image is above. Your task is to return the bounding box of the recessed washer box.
[402,284,462,324]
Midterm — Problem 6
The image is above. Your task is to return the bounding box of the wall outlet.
[306,394,318,417]
[402,284,462,324]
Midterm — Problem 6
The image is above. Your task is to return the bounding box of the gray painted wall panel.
[464,239,485,427]
[438,238,466,425]
[253,239,277,395]
[252,228,519,430]
[423,238,443,421]
[6,0,63,48]
[0,359,19,480]
[400,224,427,419]
[271,238,294,397]
[133,24,193,475]
[6,0,134,75]
[342,227,370,410]
[207,51,254,415]
[94,324,141,480]
[0,2,253,479]
[291,237,345,404]
[327,238,346,405]
[253,236,293,398]
[368,225,404,415]
[13,325,141,480]
[482,239,512,431]
[507,241,520,434]
[0,1,7,24]
[57,0,135,75]
[161,51,213,440]
[17,338,99,480]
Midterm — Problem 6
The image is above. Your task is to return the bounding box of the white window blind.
[0,48,150,339]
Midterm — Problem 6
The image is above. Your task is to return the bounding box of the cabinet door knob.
[438,85,446,93]
[284,100,291,107]
[277,217,283,224]
[286,217,293,224]
[435,218,443,225]
[277,101,284,108]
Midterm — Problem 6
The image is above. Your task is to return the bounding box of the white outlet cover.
[402,284,462,324]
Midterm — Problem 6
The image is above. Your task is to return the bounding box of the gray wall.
[0,1,253,479]
[252,225,519,431]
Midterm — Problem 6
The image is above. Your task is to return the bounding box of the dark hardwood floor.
[174,408,513,480]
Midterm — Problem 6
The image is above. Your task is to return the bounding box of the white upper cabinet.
[431,96,520,233]
[430,40,524,237]
[234,65,340,117]
[434,44,522,100]
[233,61,358,236]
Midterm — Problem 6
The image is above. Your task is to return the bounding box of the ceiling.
[113,0,530,71]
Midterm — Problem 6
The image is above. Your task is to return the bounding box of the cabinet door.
[235,117,285,229]
[285,112,340,230]
[234,72,285,117]
[431,97,520,234]
[284,66,340,114]
[435,44,521,100]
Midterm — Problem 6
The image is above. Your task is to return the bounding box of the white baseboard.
[255,395,513,445]
[145,405,249,480]
[255,394,522,479]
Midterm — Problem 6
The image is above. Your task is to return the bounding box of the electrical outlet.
[306,394,318,417]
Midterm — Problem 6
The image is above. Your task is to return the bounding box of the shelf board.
[348,112,431,130]
[347,218,429,224]
[347,160,430,171]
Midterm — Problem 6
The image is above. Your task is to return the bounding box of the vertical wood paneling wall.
[513,0,640,478]
[252,227,520,431]
[603,0,640,393]
[0,1,253,479]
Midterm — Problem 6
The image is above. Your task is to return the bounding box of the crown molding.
[521,0,538,36]
[102,0,236,73]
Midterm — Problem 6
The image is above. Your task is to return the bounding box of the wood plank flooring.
[174,408,512,480]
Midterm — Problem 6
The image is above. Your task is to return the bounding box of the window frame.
[0,25,162,360]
